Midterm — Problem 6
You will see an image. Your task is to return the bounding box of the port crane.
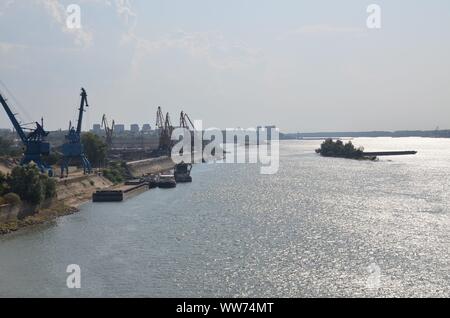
[179,110,197,154]
[101,114,115,150]
[0,89,53,176]
[60,88,92,177]
[155,106,174,154]
[179,111,195,131]
[155,106,165,131]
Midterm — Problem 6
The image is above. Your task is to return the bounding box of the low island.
[316,139,418,160]
[315,139,370,160]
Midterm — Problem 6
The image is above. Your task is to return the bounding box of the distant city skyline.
[1,0,449,132]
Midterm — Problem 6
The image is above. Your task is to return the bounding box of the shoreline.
[0,156,177,236]
[0,200,79,235]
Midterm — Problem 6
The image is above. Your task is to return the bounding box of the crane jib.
[0,92,27,142]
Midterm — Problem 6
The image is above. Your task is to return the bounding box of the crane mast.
[154,106,174,155]
[156,106,164,130]
[76,88,88,135]
[60,88,92,177]
[101,114,115,149]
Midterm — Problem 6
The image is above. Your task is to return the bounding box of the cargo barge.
[92,182,149,202]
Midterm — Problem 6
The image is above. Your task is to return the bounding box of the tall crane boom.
[0,88,53,176]
[76,88,88,134]
[0,92,27,142]
[180,111,195,131]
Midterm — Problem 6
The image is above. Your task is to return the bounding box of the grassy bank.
[0,201,78,235]
[0,156,172,236]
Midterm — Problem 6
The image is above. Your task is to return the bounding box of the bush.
[40,174,57,200]
[7,165,57,205]
[81,132,107,167]
[8,165,43,205]
[102,162,127,184]
[0,196,5,205]
[316,139,364,159]
[42,153,62,166]
[3,192,21,206]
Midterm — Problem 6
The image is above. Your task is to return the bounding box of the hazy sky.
[0,0,449,132]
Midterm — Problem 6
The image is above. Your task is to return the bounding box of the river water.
[0,138,449,297]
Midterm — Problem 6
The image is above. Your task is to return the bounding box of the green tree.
[42,152,62,166]
[0,165,58,205]
[102,161,127,184]
[81,132,107,167]
[316,139,364,159]
[40,174,57,200]
[8,165,43,205]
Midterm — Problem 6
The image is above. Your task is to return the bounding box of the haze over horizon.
[1,0,449,133]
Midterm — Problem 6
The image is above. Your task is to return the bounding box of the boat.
[157,174,176,188]
[147,174,158,189]
[174,162,192,183]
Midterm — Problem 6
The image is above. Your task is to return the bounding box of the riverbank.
[0,156,177,236]
[0,201,78,235]
[0,173,112,235]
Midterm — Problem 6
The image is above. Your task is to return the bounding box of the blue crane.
[0,90,53,176]
[60,88,92,177]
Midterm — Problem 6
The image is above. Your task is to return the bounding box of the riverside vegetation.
[0,165,70,234]
[315,139,368,159]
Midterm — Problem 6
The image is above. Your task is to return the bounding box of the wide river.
[0,138,448,297]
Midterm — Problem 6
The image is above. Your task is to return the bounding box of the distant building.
[130,124,140,133]
[142,124,151,132]
[92,124,101,133]
[114,124,125,133]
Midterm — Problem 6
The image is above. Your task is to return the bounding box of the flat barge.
[362,151,417,156]
[92,182,148,202]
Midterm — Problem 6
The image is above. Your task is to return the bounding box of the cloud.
[0,0,16,16]
[104,1,262,72]
[1,0,93,47]
[0,41,27,54]
[114,0,137,26]
[293,24,365,35]
[2,0,261,71]
[36,0,93,47]
[98,0,137,30]
[124,30,263,72]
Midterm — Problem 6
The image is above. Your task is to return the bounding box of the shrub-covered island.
[315,139,374,160]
